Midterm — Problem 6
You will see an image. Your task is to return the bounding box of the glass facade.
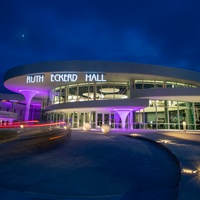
[48,80,197,105]
[47,111,128,129]
[46,79,200,130]
[134,100,198,130]
[46,100,200,130]
[48,81,128,105]
[134,80,197,89]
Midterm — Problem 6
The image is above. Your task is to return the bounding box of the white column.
[130,111,133,129]
[115,110,132,131]
[19,90,39,121]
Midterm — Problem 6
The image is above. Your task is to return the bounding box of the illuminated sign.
[27,74,44,83]
[26,73,106,83]
[85,74,106,82]
[51,74,78,82]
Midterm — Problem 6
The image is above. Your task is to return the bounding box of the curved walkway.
[136,130,200,200]
[0,130,180,200]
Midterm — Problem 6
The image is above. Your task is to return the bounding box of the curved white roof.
[4,61,200,99]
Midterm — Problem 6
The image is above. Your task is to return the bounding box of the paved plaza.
[0,128,200,199]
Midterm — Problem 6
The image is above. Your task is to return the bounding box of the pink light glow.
[0,121,65,129]
[115,109,132,131]
[19,90,39,121]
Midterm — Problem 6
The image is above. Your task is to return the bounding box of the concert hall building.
[3,61,200,130]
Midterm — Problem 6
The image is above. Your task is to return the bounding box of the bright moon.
[22,34,25,38]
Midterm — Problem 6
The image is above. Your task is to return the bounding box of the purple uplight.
[115,109,132,131]
[19,90,39,121]
[19,89,39,94]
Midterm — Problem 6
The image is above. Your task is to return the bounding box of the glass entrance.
[49,110,135,130]
[97,113,103,127]
[79,113,84,127]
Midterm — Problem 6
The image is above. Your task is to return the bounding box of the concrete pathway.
[128,130,200,200]
[0,130,180,200]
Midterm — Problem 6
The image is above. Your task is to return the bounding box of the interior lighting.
[68,95,72,100]
[100,88,120,93]
[121,95,128,99]
[99,94,104,99]
[104,94,127,99]
[82,93,100,98]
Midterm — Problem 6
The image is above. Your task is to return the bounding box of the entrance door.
[79,113,84,127]
[104,113,109,124]
[96,113,110,128]
[97,113,103,127]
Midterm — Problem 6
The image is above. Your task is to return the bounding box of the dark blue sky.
[1,0,200,91]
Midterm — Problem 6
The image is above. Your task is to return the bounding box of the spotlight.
[101,124,111,134]
[83,123,91,132]
[182,168,198,174]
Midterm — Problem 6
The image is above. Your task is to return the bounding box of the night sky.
[1,0,200,92]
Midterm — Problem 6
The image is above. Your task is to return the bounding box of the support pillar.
[115,110,132,131]
[130,111,133,129]
[19,90,39,121]
[114,112,120,128]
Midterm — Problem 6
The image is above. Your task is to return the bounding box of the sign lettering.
[27,75,44,83]
[51,74,78,82]
[26,73,106,83]
[85,74,106,82]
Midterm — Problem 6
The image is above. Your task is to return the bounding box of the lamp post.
[183,121,186,132]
